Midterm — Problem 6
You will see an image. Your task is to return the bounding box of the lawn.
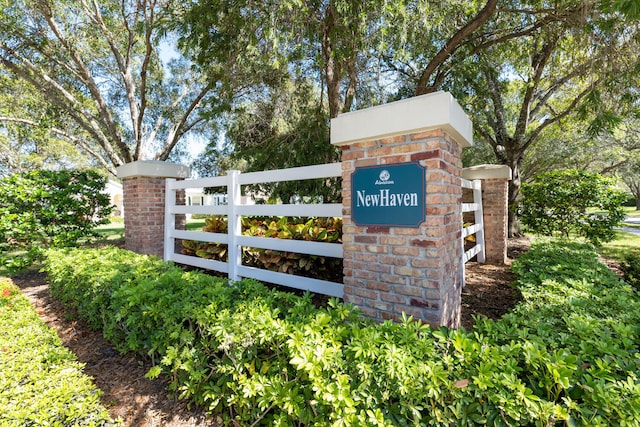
[624,206,640,217]
[94,217,206,243]
[599,229,640,261]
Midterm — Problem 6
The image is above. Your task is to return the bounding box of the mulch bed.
[11,237,530,426]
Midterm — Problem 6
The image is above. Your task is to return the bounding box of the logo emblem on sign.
[375,169,394,185]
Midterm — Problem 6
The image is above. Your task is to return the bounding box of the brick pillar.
[462,165,512,264]
[117,161,190,259]
[331,92,473,328]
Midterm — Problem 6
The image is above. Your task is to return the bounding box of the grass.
[94,217,207,242]
[186,218,206,230]
[624,206,640,217]
[599,229,640,261]
[0,277,118,425]
[94,219,125,242]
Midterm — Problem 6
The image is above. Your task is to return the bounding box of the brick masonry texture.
[480,179,508,264]
[341,130,464,328]
[122,176,185,259]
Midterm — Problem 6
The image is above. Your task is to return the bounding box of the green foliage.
[521,170,626,245]
[0,169,112,269]
[43,240,640,426]
[0,277,119,426]
[621,251,640,290]
[182,215,343,282]
[193,81,342,204]
[1,0,220,172]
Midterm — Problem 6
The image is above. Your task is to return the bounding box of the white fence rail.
[461,178,486,264]
[165,163,484,298]
[164,163,345,297]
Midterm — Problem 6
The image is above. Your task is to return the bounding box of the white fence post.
[472,179,486,263]
[164,178,176,262]
[461,178,486,265]
[227,170,242,282]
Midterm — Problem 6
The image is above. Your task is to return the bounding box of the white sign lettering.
[355,189,419,208]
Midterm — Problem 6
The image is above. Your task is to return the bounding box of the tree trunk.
[507,156,524,237]
[322,4,342,119]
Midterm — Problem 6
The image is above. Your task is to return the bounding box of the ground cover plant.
[182,215,342,282]
[0,277,118,426]
[43,240,640,426]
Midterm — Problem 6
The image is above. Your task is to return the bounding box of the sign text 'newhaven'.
[351,162,426,227]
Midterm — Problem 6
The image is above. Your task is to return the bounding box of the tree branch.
[523,79,600,152]
[35,0,131,162]
[0,116,117,175]
[514,36,557,141]
[155,81,214,160]
[416,0,498,95]
[0,52,125,167]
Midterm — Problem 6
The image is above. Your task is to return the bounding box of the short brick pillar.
[116,161,190,258]
[462,165,512,264]
[331,92,472,328]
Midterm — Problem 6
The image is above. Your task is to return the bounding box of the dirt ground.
[12,237,530,426]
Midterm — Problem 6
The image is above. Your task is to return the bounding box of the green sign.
[351,162,426,227]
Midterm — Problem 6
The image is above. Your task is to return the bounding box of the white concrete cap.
[462,164,512,180]
[330,91,473,148]
[116,160,191,179]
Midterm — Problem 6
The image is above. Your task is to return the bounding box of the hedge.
[0,277,118,426]
[42,240,640,426]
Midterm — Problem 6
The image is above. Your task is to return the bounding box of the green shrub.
[520,170,626,245]
[43,242,640,426]
[0,169,112,269]
[621,251,640,290]
[0,277,118,426]
[182,215,343,282]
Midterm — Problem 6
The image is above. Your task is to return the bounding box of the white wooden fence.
[164,163,345,297]
[164,163,485,298]
[461,178,486,264]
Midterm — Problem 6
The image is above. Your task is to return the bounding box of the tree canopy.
[0,0,220,175]
[2,0,640,227]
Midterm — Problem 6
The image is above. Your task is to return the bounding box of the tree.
[521,169,626,245]
[194,80,341,203]
[0,0,219,175]
[384,0,498,96]
[459,1,640,235]
[180,0,505,195]
[620,157,640,210]
[177,0,392,119]
[0,169,112,268]
[0,74,94,176]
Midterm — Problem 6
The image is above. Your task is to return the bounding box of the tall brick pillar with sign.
[117,161,190,258]
[331,92,473,328]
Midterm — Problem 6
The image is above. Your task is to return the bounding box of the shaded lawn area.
[599,229,640,261]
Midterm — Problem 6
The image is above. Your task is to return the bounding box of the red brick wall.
[122,176,185,259]
[341,129,464,328]
[480,179,508,264]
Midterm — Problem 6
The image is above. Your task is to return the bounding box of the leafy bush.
[0,169,112,269]
[182,215,343,282]
[0,277,118,426]
[43,242,640,426]
[520,170,626,245]
[621,251,640,290]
